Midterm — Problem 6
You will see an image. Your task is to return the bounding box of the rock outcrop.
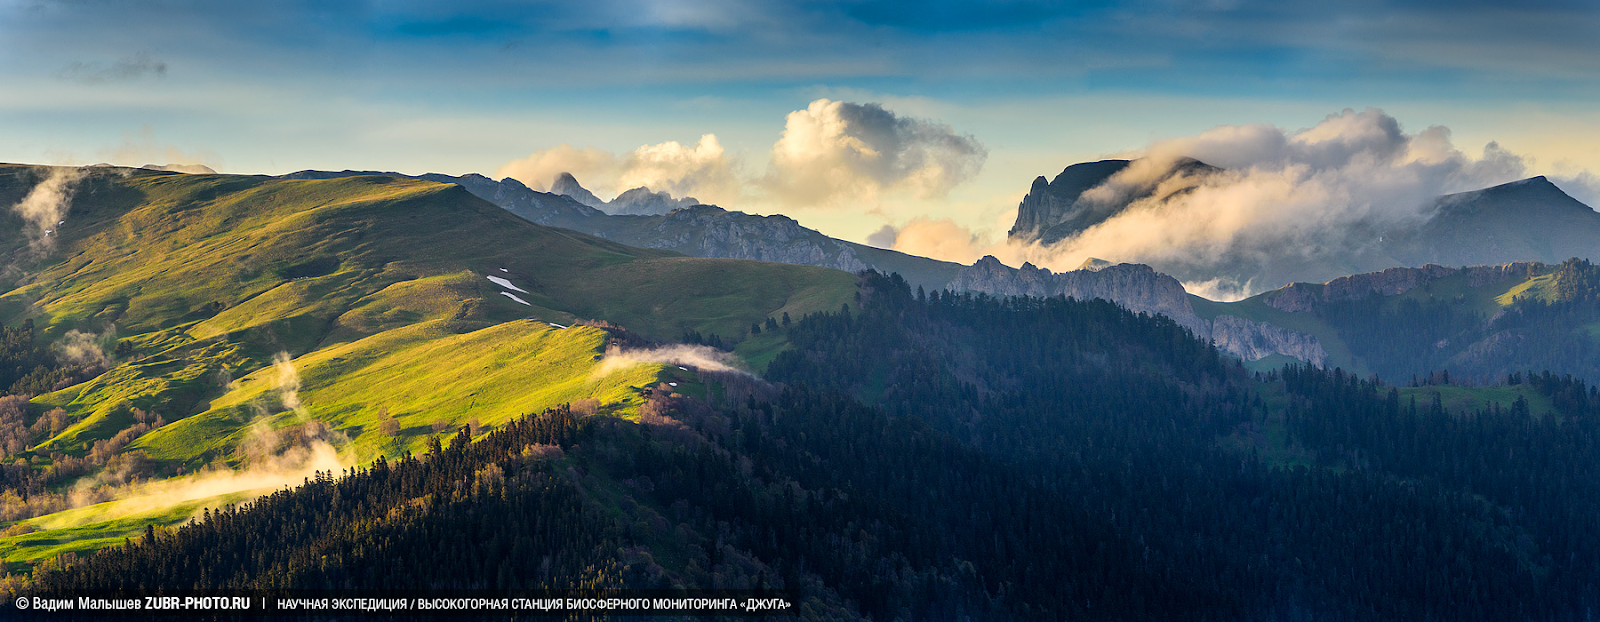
[949,256,1206,332]
[1209,315,1328,367]
[1008,158,1221,245]
[634,206,872,273]
[1008,160,1130,242]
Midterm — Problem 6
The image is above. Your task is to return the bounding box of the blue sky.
[3,0,1598,245]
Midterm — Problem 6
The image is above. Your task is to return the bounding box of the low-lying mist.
[593,344,752,379]
[47,352,353,530]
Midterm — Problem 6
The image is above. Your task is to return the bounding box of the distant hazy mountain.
[139,163,217,174]
[549,172,606,209]
[548,172,699,216]
[281,170,608,227]
[1383,177,1600,268]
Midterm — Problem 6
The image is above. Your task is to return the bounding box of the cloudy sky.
[4,0,1599,258]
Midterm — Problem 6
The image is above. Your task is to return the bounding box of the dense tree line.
[0,320,87,397]
[755,271,1596,620]
[1280,365,1600,609]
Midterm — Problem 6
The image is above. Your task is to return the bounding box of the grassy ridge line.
[0,166,855,347]
[0,167,852,458]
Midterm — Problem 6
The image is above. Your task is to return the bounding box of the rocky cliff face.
[1209,315,1328,367]
[1008,160,1129,242]
[1008,158,1221,245]
[949,256,1206,331]
[1262,262,1545,313]
[632,206,872,272]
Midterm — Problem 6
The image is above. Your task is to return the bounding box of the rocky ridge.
[947,256,1330,365]
[1263,262,1545,313]
[636,206,871,272]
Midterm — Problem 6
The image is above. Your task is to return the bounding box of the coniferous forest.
[23,271,1600,620]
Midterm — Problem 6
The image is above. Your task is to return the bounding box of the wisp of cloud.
[11,166,85,250]
[593,344,751,379]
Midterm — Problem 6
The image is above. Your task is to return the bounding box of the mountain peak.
[1078,257,1114,271]
[551,172,605,209]
[1010,158,1219,244]
[610,186,700,215]
[140,163,217,174]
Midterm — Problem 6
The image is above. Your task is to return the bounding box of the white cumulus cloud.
[498,134,739,205]
[764,99,987,206]
[495,99,986,214]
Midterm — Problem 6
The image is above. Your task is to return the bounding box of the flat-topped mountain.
[1008,158,1220,244]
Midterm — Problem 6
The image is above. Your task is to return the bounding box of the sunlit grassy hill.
[0,165,854,568]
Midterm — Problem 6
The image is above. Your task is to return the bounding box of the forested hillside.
[23,272,1599,621]
[1316,258,1600,382]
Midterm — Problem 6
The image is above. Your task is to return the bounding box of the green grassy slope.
[0,165,856,570]
[0,492,254,573]
[129,320,660,468]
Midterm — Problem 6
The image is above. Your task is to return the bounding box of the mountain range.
[276,165,1600,380]
[0,162,1598,619]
